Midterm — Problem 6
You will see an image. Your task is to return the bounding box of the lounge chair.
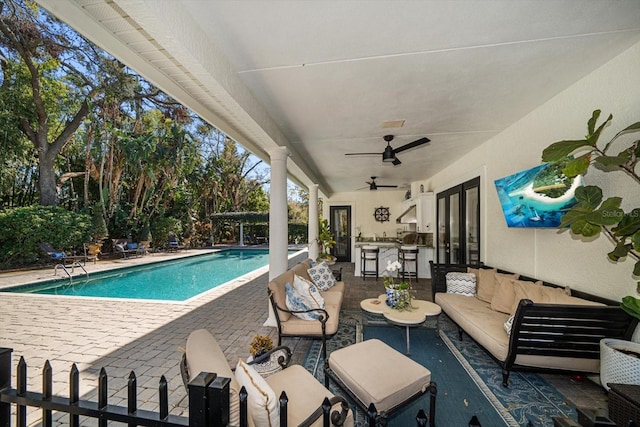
[113,239,144,258]
[167,233,186,252]
[39,243,85,266]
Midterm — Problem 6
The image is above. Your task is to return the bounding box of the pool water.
[3,249,273,301]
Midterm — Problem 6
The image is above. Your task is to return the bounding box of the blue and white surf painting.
[494,161,583,228]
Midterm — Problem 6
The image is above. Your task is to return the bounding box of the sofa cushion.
[436,293,510,361]
[235,359,279,427]
[308,261,337,291]
[469,267,496,302]
[508,279,544,314]
[490,273,524,314]
[186,329,241,426]
[445,272,476,296]
[285,276,325,321]
[268,269,296,322]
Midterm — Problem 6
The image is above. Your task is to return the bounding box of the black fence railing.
[0,347,444,427]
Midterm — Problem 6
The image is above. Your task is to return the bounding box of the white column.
[308,184,319,260]
[268,147,289,280]
[265,147,289,328]
[239,222,244,246]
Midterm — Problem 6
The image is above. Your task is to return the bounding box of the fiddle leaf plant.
[541,110,640,318]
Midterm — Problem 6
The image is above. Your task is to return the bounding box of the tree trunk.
[38,155,58,206]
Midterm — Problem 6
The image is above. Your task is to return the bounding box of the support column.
[308,184,319,261]
[239,222,244,246]
[265,147,289,327]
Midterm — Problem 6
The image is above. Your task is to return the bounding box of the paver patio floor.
[0,248,309,425]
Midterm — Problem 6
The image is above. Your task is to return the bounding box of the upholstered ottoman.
[327,338,437,426]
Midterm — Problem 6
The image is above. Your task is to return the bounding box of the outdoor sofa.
[430,261,639,387]
[267,259,345,386]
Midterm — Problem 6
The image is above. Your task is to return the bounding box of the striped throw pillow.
[445,272,476,296]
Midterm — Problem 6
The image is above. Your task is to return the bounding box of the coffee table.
[360,294,441,354]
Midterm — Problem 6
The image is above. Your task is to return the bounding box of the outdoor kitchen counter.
[353,242,433,278]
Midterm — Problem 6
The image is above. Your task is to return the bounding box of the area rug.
[302,310,578,427]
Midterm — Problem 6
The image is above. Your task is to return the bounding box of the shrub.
[0,206,92,268]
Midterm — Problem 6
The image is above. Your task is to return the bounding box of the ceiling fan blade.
[345,152,381,156]
[392,137,430,154]
[376,185,398,188]
[392,157,402,166]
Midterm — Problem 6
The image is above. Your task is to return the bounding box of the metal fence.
[0,347,436,426]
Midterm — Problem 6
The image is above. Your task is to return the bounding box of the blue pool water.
[3,249,274,301]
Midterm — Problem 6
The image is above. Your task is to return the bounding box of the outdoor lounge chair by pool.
[39,243,85,266]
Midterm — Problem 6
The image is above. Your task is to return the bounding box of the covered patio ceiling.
[37,0,640,197]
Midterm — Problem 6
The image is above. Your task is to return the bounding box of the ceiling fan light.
[382,145,395,162]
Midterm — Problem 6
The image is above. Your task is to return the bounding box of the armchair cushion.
[307,261,336,291]
[186,329,241,426]
[235,360,279,427]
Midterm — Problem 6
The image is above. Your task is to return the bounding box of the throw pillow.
[235,359,279,427]
[510,280,544,314]
[489,273,521,314]
[307,261,337,291]
[285,276,325,320]
[470,268,497,303]
[445,272,476,296]
[504,315,514,336]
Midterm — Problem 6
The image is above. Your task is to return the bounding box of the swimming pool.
[2,249,277,302]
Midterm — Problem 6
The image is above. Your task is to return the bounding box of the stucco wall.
[323,190,409,242]
[423,40,640,302]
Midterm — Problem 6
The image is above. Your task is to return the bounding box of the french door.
[330,206,351,262]
[436,177,480,264]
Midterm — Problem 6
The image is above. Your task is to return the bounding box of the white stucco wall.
[324,190,409,241]
[424,40,640,302]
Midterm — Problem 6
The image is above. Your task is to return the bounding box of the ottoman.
[327,339,436,426]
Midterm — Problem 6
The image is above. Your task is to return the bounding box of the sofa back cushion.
[468,267,500,303]
[489,274,527,314]
[268,269,296,322]
[186,329,240,426]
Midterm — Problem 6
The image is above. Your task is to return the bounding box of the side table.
[360,294,441,355]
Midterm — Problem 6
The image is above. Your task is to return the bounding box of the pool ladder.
[54,262,88,283]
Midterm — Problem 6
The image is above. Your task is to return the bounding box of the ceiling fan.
[345,134,430,165]
[364,176,398,191]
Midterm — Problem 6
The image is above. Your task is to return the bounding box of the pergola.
[210,212,269,246]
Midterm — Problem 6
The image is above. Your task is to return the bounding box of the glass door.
[330,206,351,262]
[436,177,480,264]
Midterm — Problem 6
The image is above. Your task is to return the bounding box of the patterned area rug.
[302,310,578,427]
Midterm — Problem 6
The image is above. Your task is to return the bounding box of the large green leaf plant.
[542,110,640,318]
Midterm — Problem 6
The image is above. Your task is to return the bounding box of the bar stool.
[361,245,379,280]
[399,245,419,280]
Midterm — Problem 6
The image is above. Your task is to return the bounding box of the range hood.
[396,204,417,223]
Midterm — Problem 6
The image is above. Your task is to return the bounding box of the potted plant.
[382,260,414,311]
[317,217,336,263]
[541,110,640,319]
[249,334,274,358]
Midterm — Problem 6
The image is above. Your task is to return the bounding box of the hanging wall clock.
[374,207,390,222]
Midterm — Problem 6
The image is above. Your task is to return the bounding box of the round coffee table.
[360,294,441,354]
